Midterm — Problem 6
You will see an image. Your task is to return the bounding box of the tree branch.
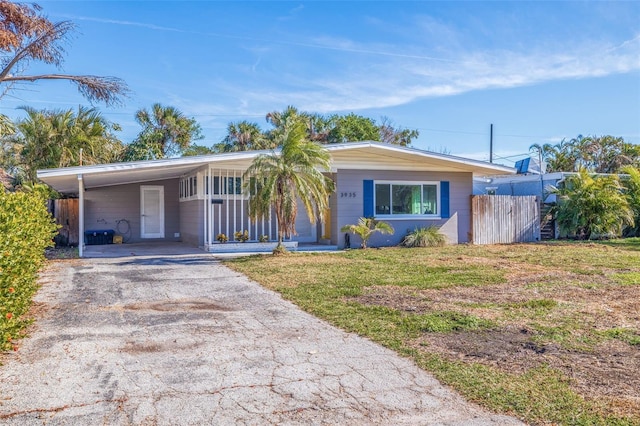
[1,74,129,106]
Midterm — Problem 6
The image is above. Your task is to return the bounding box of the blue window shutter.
[440,181,450,218]
[363,180,374,217]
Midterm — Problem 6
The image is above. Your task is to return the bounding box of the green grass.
[227,240,640,425]
[610,272,640,286]
[601,328,640,346]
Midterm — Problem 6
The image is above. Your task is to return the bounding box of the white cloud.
[64,12,639,122]
[231,32,640,114]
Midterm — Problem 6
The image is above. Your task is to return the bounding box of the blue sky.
[1,1,639,166]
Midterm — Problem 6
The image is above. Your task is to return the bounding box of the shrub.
[621,166,640,237]
[234,229,249,242]
[216,233,228,243]
[401,226,447,247]
[0,186,58,351]
[340,217,394,249]
[550,168,633,239]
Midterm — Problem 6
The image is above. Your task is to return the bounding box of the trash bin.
[84,229,115,245]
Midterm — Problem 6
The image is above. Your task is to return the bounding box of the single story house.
[37,141,514,256]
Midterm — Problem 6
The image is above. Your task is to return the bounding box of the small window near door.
[179,174,202,201]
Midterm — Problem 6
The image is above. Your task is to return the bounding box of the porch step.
[295,245,339,252]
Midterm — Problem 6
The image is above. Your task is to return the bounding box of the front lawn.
[227,240,640,425]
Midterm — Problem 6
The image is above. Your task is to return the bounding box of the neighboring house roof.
[37,141,515,194]
[476,171,569,184]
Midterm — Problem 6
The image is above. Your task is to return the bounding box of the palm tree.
[132,103,202,158]
[340,217,394,249]
[243,121,335,253]
[215,121,271,152]
[7,106,123,183]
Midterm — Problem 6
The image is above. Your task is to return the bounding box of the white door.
[140,185,164,238]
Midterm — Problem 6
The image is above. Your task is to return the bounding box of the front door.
[140,185,164,238]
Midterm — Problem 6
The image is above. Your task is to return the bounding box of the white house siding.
[334,170,472,248]
[179,199,203,246]
[84,179,181,243]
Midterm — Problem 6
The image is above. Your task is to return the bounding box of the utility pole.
[489,124,494,163]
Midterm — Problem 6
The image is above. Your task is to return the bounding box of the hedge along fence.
[0,186,58,351]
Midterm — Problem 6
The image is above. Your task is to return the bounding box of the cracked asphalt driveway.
[0,255,522,425]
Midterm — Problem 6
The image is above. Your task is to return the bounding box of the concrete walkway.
[0,255,522,425]
[83,242,338,258]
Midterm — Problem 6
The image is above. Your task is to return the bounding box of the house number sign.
[340,192,357,198]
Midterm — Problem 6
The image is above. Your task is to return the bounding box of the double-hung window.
[374,181,439,216]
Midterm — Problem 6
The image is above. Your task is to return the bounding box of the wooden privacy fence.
[48,198,79,246]
[471,195,540,244]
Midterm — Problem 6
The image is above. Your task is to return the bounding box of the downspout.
[78,174,84,258]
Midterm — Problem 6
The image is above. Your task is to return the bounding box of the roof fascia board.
[325,142,514,174]
[37,150,269,179]
[37,141,514,179]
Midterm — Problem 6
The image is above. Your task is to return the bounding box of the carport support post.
[78,174,84,258]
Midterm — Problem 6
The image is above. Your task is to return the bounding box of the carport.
[37,153,264,258]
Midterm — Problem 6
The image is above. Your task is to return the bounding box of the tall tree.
[220,106,420,152]
[531,135,639,173]
[243,121,335,253]
[214,120,271,153]
[1,106,123,184]
[0,1,128,105]
[378,116,419,146]
[123,103,202,160]
[182,143,215,157]
[326,113,380,144]
[264,105,305,143]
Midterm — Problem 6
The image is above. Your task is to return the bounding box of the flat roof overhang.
[38,142,515,194]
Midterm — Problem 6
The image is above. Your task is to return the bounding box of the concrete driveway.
[0,255,522,425]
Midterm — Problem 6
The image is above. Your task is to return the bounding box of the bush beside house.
[550,168,639,239]
[0,187,58,351]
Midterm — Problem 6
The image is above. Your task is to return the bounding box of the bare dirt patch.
[120,338,206,354]
[412,329,640,419]
[45,247,79,260]
[350,260,640,419]
[108,299,235,312]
